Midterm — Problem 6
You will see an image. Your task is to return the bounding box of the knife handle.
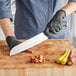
[43,26,54,37]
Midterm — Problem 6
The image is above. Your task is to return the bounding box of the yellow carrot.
[56,50,68,64]
[61,50,71,65]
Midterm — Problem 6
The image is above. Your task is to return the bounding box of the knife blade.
[10,32,48,56]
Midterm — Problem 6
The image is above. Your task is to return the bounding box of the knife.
[10,26,52,56]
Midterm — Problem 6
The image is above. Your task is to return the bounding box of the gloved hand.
[44,10,67,37]
[6,36,21,50]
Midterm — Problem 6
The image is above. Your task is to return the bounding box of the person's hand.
[6,36,21,50]
[44,10,67,37]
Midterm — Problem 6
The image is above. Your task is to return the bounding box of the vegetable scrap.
[30,55,45,63]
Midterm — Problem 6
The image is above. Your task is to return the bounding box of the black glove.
[6,36,21,50]
[44,10,67,37]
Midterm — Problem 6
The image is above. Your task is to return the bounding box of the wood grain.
[0,39,76,76]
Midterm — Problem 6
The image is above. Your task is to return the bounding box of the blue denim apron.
[48,26,72,42]
[14,0,72,41]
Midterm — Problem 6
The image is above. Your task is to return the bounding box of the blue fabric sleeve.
[69,0,76,2]
[0,0,13,21]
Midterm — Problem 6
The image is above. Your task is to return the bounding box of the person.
[0,0,76,50]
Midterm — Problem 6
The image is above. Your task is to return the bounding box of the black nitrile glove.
[6,36,21,50]
[44,10,67,37]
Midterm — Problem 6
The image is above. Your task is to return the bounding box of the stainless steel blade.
[10,32,48,56]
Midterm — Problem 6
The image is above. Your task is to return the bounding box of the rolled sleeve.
[0,0,13,21]
[69,0,76,2]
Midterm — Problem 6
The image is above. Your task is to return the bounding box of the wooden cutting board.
[0,39,76,76]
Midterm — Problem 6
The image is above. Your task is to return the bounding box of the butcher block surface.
[0,39,76,69]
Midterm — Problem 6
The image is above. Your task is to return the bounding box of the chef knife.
[10,26,52,56]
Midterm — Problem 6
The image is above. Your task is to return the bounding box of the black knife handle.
[43,26,50,37]
[43,25,54,37]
